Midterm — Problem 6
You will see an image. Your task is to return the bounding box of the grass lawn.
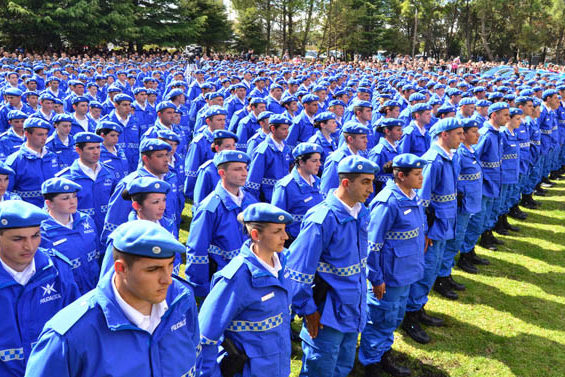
[179,181,565,377]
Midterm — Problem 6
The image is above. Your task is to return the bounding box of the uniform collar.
[214,181,251,210]
[291,167,319,191]
[239,240,288,285]
[0,256,35,286]
[0,248,53,289]
[325,191,368,223]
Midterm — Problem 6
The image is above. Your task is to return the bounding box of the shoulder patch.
[50,291,96,335]
[54,166,71,177]
[219,255,245,279]
[202,193,222,212]
[199,159,214,170]
[307,203,331,225]
[374,187,393,203]
[193,133,205,143]
[47,248,73,266]
[100,162,115,170]
[278,174,294,187]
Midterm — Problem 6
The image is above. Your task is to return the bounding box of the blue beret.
[126,177,171,195]
[213,150,250,167]
[301,94,320,104]
[428,97,443,106]
[96,121,123,134]
[107,85,122,93]
[4,88,22,96]
[510,107,523,117]
[41,177,82,195]
[459,97,476,106]
[75,132,103,143]
[166,88,184,100]
[487,92,503,100]
[86,82,98,89]
[411,103,432,114]
[476,100,492,107]
[270,84,283,91]
[436,103,456,115]
[281,95,297,105]
[250,97,267,105]
[23,117,51,130]
[23,90,38,98]
[113,93,133,103]
[71,96,89,105]
[329,99,346,107]
[156,129,180,144]
[515,96,533,105]
[0,160,15,175]
[342,121,370,134]
[212,129,238,141]
[293,142,323,158]
[205,91,222,101]
[542,89,558,100]
[461,118,481,129]
[392,153,427,168]
[90,100,103,109]
[7,110,28,121]
[268,114,292,125]
[533,98,542,107]
[206,105,227,118]
[0,200,48,229]
[357,87,371,94]
[446,88,462,97]
[377,118,404,131]
[488,102,510,116]
[503,94,516,101]
[156,101,176,113]
[38,93,56,102]
[53,98,64,105]
[429,118,463,138]
[111,220,185,258]
[200,82,214,90]
[257,111,273,122]
[409,93,426,102]
[242,203,293,224]
[337,155,379,174]
[352,100,372,109]
[472,86,485,93]
[52,113,73,124]
[46,76,60,83]
[314,111,336,123]
[133,87,147,95]
[139,138,172,153]
[381,100,401,108]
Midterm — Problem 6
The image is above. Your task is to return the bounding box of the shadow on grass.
[410,313,565,377]
[444,277,565,332]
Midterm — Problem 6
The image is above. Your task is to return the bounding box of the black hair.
[295,152,317,166]
[112,247,142,267]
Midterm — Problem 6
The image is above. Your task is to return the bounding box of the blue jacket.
[69,116,97,136]
[0,128,25,161]
[246,129,268,156]
[100,144,130,181]
[368,138,399,186]
[367,180,425,287]
[418,143,459,241]
[40,211,101,294]
[476,122,503,198]
[25,272,200,377]
[286,193,369,333]
[236,113,260,151]
[0,103,33,131]
[307,130,338,172]
[102,167,179,245]
[515,121,531,174]
[225,96,246,126]
[0,249,79,377]
[6,146,60,207]
[320,144,353,194]
[186,183,256,297]
[500,127,520,184]
[397,122,431,157]
[527,116,541,162]
[132,101,154,136]
[455,144,483,214]
[198,242,291,377]
[45,133,77,170]
[286,111,315,149]
[228,108,249,133]
[538,104,558,149]
[58,160,117,235]
[184,128,215,200]
[244,137,292,202]
[271,168,324,239]
[193,160,220,207]
[267,96,285,114]
[102,110,140,171]
[142,121,188,161]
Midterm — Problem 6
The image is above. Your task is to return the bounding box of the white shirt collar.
[436,141,453,159]
[270,135,285,152]
[223,184,244,207]
[299,172,315,186]
[22,144,47,157]
[347,145,358,156]
[78,159,101,181]
[0,257,36,285]
[333,192,362,219]
[385,139,397,151]
[111,273,168,334]
[51,213,73,229]
[250,246,282,277]
[395,183,417,199]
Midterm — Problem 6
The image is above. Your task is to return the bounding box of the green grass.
[179,183,565,377]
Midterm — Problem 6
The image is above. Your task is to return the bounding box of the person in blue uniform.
[193,130,238,207]
[246,110,272,155]
[403,118,463,344]
[516,97,537,209]
[102,138,179,245]
[100,177,176,276]
[272,142,325,245]
[397,103,432,157]
[103,93,140,171]
[244,118,293,202]
[186,150,256,298]
[286,94,319,149]
[96,121,130,180]
[0,110,27,161]
[198,203,293,377]
[286,155,377,377]
[235,97,267,151]
[58,132,117,235]
[45,113,78,170]
[0,162,21,201]
[6,117,59,207]
[40,177,101,294]
[359,153,427,377]
[461,102,509,253]
[25,220,200,377]
[184,106,227,200]
[320,121,370,194]
[307,111,338,173]
[442,119,490,275]
[0,200,79,377]
[368,118,403,192]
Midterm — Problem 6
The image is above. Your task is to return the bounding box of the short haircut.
[338,172,364,183]
[113,247,142,267]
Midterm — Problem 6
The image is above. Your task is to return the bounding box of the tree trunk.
[479,13,494,61]
[555,25,565,64]
[282,0,287,55]
[301,0,315,54]
[288,4,295,56]
[265,0,272,55]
